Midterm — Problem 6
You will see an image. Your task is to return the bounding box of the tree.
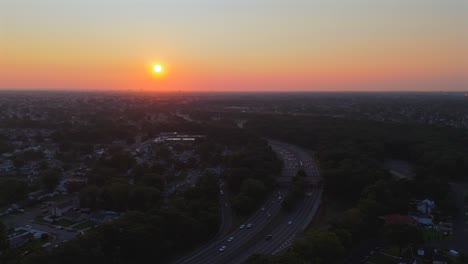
[226,167,251,193]
[383,224,422,256]
[141,173,165,190]
[0,178,28,207]
[240,179,266,201]
[102,183,130,211]
[13,157,25,168]
[0,221,8,251]
[232,194,255,215]
[197,173,220,200]
[128,186,160,211]
[79,186,99,209]
[294,230,345,264]
[41,169,61,191]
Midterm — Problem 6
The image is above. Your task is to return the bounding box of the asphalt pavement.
[175,140,322,264]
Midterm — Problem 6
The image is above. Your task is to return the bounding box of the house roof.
[418,199,435,206]
[382,214,416,225]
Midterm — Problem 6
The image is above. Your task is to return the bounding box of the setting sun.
[153,64,163,73]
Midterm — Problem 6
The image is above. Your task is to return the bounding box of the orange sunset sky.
[1,0,467,92]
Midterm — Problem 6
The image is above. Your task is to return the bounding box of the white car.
[260,207,265,211]
[219,246,226,252]
[239,224,245,229]
[247,223,253,228]
[288,221,292,225]
[227,236,234,242]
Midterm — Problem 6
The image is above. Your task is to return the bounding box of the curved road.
[175,141,321,264]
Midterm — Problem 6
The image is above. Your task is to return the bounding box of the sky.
[1,0,467,92]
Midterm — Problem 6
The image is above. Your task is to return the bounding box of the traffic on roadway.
[175,140,322,264]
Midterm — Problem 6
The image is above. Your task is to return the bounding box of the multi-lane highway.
[175,140,322,264]
[225,142,323,263]
[217,182,233,238]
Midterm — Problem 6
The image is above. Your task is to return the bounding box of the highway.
[228,189,323,264]
[217,182,233,238]
[225,142,323,264]
[175,141,321,264]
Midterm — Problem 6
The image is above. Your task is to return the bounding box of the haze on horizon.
[1,0,467,92]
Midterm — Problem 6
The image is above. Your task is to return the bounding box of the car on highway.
[288,220,292,225]
[239,224,245,229]
[42,243,51,248]
[219,246,226,252]
[227,236,234,242]
[266,213,271,218]
[260,207,265,211]
[265,234,273,240]
[247,223,253,228]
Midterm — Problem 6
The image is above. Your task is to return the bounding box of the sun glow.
[153,64,163,73]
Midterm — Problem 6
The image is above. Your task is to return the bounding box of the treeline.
[16,123,280,264]
[20,172,220,264]
[247,115,468,202]
[0,178,28,207]
[224,139,282,215]
[244,114,468,263]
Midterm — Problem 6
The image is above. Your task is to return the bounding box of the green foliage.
[0,221,8,251]
[17,149,45,161]
[226,139,281,216]
[0,178,28,207]
[282,173,306,211]
[41,169,61,191]
[383,224,423,256]
[293,230,346,264]
[25,178,220,264]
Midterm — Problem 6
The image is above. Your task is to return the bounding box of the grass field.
[421,228,446,242]
[55,218,74,227]
[73,220,96,230]
[367,253,396,264]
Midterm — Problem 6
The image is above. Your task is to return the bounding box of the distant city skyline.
[1,0,467,91]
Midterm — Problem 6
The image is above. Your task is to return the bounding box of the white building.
[417,199,435,214]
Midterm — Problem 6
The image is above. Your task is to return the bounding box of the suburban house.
[0,160,14,172]
[52,200,75,217]
[413,247,448,264]
[417,199,435,214]
[415,215,434,225]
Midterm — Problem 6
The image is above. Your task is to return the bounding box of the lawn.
[34,215,48,224]
[72,220,96,230]
[421,228,446,242]
[367,253,396,264]
[381,246,400,256]
[55,218,74,227]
